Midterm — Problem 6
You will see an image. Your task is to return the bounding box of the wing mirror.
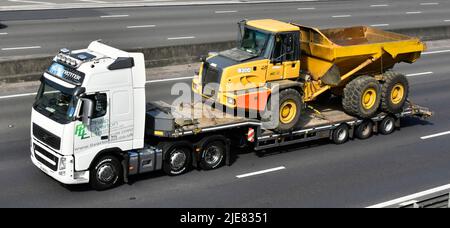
[80,98,94,126]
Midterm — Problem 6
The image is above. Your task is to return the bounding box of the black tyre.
[90,155,123,191]
[274,89,303,132]
[199,141,225,170]
[332,124,349,144]
[381,72,409,114]
[163,146,191,176]
[343,76,381,118]
[355,120,373,139]
[379,116,396,135]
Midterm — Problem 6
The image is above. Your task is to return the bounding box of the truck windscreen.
[239,27,269,56]
[33,80,78,124]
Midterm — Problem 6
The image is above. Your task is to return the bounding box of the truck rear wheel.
[163,146,191,176]
[332,124,349,144]
[355,120,373,139]
[275,89,302,132]
[343,76,381,118]
[90,155,123,191]
[381,72,409,114]
[379,116,396,135]
[199,141,225,170]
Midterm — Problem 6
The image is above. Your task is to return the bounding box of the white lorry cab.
[31,41,432,190]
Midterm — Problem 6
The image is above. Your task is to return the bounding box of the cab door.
[266,32,300,81]
[74,92,110,152]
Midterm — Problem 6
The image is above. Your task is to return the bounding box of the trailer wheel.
[380,116,396,135]
[332,124,349,144]
[90,155,123,191]
[199,141,225,170]
[381,72,409,114]
[355,120,373,139]
[343,76,381,118]
[163,146,191,176]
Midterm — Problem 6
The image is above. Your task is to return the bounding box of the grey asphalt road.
[0,48,449,207]
[0,0,449,59]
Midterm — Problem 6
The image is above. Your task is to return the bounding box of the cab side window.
[82,93,107,119]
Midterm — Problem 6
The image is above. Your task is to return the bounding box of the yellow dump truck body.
[298,25,425,100]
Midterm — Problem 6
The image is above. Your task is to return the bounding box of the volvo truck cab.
[31,41,147,188]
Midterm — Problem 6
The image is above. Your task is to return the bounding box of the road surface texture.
[0,44,449,207]
[0,0,449,59]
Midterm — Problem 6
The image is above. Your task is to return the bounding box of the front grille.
[33,123,61,150]
[34,144,58,171]
[201,64,221,97]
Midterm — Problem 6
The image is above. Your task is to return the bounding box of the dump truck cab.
[192,19,301,112]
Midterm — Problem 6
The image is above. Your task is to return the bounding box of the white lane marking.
[79,0,107,3]
[146,76,193,84]
[215,10,237,14]
[422,49,450,55]
[405,71,433,77]
[127,25,156,29]
[297,7,316,10]
[420,131,450,140]
[1,46,41,51]
[444,20,450,22]
[0,92,37,100]
[0,33,8,35]
[371,24,390,27]
[406,11,422,14]
[236,166,286,179]
[8,0,53,4]
[101,15,129,18]
[332,15,351,18]
[370,4,389,7]
[367,183,450,208]
[420,2,439,6]
[167,36,195,40]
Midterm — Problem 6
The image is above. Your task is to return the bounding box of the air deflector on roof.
[108,57,135,70]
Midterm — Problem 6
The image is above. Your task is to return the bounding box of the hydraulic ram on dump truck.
[31,39,431,190]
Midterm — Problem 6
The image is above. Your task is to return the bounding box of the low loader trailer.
[30,41,431,190]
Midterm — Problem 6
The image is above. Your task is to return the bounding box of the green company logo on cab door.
[75,124,90,139]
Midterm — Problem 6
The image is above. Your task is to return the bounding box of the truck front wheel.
[90,155,123,191]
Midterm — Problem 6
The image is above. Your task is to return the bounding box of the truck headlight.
[59,157,67,170]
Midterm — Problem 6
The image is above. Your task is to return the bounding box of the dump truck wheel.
[343,76,381,118]
[332,124,349,144]
[355,120,373,139]
[276,89,302,132]
[381,72,409,114]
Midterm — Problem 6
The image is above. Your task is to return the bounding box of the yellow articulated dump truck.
[192,19,426,132]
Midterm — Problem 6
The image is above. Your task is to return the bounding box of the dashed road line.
[370,4,389,7]
[371,24,389,27]
[405,71,433,77]
[421,131,450,140]
[215,10,237,14]
[236,166,286,179]
[8,0,54,4]
[332,15,351,18]
[422,49,450,55]
[127,24,156,29]
[167,36,195,40]
[420,2,439,6]
[297,7,315,10]
[406,11,422,14]
[1,46,41,51]
[101,14,129,18]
